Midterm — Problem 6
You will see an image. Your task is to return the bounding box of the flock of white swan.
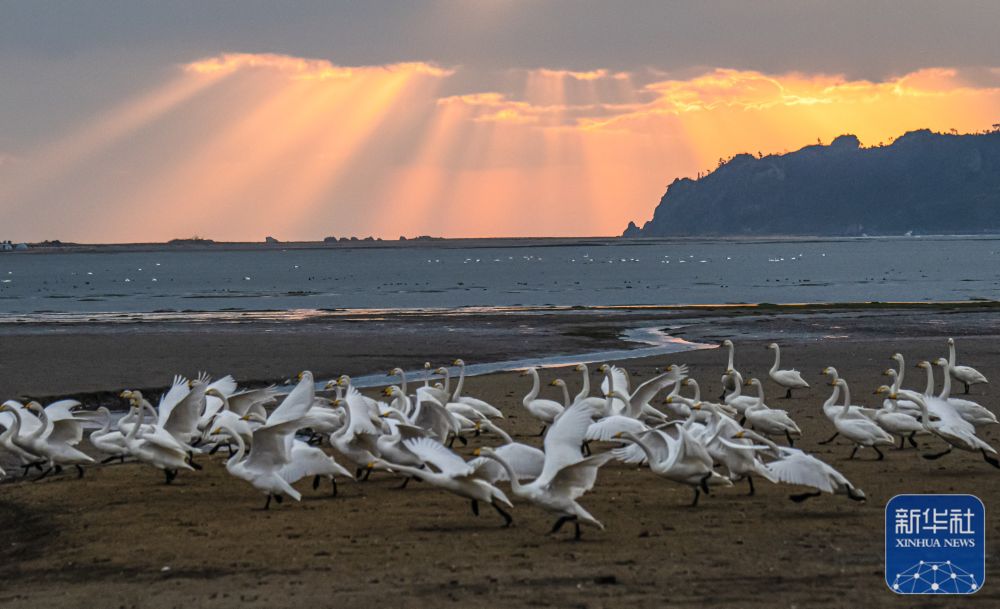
[0,337,994,539]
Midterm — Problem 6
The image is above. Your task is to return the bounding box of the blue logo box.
[885,494,985,594]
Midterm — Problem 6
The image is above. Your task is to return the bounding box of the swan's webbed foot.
[982,450,1000,469]
[690,487,701,507]
[274,494,283,504]
[492,501,513,527]
[789,490,822,503]
[922,447,953,460]
[164,469,177,484]
[818,431,839,445]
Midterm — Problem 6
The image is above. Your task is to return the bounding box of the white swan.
[947,337,988,394]
[520,367,564,435]
[477,397,613,539]
[893,389,999,468]
[726,430,865,502]
[767,343,809,398]
[872,385,926,449]
[615,426,732,506]
[0,401,93,479]
[0,402,47,475]
[933,358,997,427]
[722,370,758,416]
[742,378,802,445]
[692,401,777,495]
[213,421,303,509]
[719,339,738,399]
[374,436,514,526]
[89,406,130,463]
[451,359,503,418]
[121,396,195,484]
[573,363,591,404]
[817,368,877,445]
[829,379,894,460]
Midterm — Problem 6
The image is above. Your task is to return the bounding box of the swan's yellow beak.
[452,359,462,366]
[211,427,222,435]
[664,396,673,404]
[613,432,623,439]
[381,387,392,397]
[733,431,745,439]
[693,402,702,410]
[472,448,482,456]
[365,462,375,470]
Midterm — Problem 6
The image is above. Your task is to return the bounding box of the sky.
[2,1,1000,242]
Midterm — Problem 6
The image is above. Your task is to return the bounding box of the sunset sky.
[2,1,1000,242]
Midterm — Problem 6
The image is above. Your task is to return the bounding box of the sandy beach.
[2,306,1000,608]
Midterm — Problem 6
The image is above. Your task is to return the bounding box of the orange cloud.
[3,55,999,242]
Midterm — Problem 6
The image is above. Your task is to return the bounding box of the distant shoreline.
[9,232,1000,254]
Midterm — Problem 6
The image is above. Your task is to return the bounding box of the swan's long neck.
[482,420,513,444]
[96,409,112,435]
[575,366,590,403]
[6,408,23,439]
[524,369,541,403]
[440,371,451,394]
[127,405,143,441]
[922,365,935,397]
[728,372,743,398]
[904,391,932,431]
[689,380,701,402]
[224,425,247,471]
[726,343,734,370]
[30,409,48,440]
[558,383,570,408]
[623,431,657,465]
[823,384,841,410]
[888,370,901,393]
[938,364,953,400]
[452,364,465,401]
[837,383,853,418]
[485,453,524,493]
[398,371,408,396]
[752,381,765,405]
[949,341,957,367]
[614,389,637,418]
[895,357,906,387]
[770,346,781,373]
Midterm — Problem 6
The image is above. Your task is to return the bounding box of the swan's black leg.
[785,430,795,447]
[75,465,85,478]
[100,455,118,464]
[33,467,53,482]
[456,435,468,447]
[746,476,755,496]
[208,443,223,456]
[362,467,372,481]
[355,467,363,480]
[923,447,953,460]
[120,455,126,464]
[718,390,727,400]
[550,516,570,534]
[164,469,178,484]
[784,388,792,399]
[848,445,860,460]
[874,446,885,461]
[447,435,456,448]
[573,520,582,541]
[264,494,272,510]
[818,431,839,445]
[536,425,547,437]
[312,475,321,490]
[907,432,918,449]
[581,441,591,456]
[470,500,479,516]
[982,450,1000,469]
[331,478,338,496]
[492,502,513,527]
[738,416,746,426]
[690,487,701,507]
[396,476,411,490]
[699,473,711,493]
[187,456,203,471]
[896,435,905,450]
[964,381,970,395]
[789,490,822,503]
[274,494,284,504]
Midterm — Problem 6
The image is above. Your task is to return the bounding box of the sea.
[0,235,998,320]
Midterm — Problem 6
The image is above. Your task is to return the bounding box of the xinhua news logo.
[885,494,985,594]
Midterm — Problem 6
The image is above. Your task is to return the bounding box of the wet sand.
[2,307,1000,607]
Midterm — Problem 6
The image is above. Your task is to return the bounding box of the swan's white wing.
[163,383,206,439]
[412,398,458,440]
[207,375,238,397]
[764,452,838,493]
[640,429,674,463]
[280,440,352,482]
[45,418,86,446]
[600,365,630,396]
[417,386,450,407]
[156,375,190,426]
[585,415,648,442]
[457,396,503,418]
[44,400,83,419]
[546,452,614,500]
[489,443,545,481]
[269,373,315,425]
[227,386,279,416]
[246,419,301,470]
[611,442,648,465]
[538,399,600,485]
[402,437,474,477]
[629,365,688,409]
[344,387,379,437]
[137,426,188,453]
